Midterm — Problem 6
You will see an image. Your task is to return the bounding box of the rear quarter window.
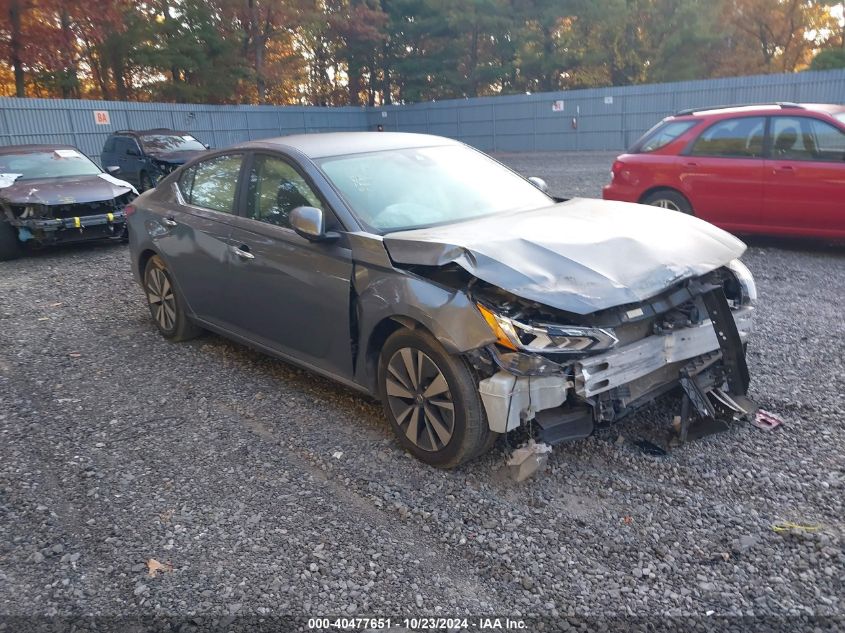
[689,117,766,158]
[178,165,197,201]
[634,120,696,153]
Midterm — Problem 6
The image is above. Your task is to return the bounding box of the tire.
[142,254,202,341]
[139,171,155,192]
[0,220,23,261]
[377,328,496,468]
[641,189,693,215]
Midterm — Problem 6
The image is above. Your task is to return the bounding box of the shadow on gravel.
[741,235,844,255]
[12,238,125,261]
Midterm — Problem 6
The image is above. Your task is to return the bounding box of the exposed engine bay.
[412,259,757,447]
[2,194,132,245]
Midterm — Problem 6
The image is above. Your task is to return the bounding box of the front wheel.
[143,254,201,341]
[641,189,693,215]
[378,328,495,468]
[0,220,23,261]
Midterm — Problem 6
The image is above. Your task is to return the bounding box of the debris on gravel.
[0,152,842,629]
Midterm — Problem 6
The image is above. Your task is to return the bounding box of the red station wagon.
[602,103,845,240]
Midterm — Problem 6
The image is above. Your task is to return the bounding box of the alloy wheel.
[651,198,681,211]
[146,266,177,332]
[385,347,455,452]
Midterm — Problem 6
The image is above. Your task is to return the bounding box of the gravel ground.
[1,152,843,632]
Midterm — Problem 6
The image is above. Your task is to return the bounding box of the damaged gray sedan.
[127,132,757,468]
[0,144,136,260]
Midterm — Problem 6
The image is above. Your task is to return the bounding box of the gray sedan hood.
[0,174,133,205]
[382,198,746,315]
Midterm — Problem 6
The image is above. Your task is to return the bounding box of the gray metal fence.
[369,68,845,152]
[0,99,367,165]
[1,69,844,163]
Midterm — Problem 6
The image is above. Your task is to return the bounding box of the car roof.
[673,103,845,118]
[112,129,192,137]
[0,144,81,155]
[240,132,461,159]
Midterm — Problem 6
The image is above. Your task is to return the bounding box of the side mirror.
[126,147,141,157]
[290,206,338,242]
[528,176,549,193]
[204,144,211,150]
[106,165,121,176]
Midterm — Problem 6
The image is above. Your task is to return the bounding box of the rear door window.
[690,117,766,158]
[636,120,696,152]
[114,137,141,156]
[181,154,243,214]
[770,116,845,162]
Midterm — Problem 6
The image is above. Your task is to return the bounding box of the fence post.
[620,94,626,150]
[65,103,79,158]
[492,103,497,151]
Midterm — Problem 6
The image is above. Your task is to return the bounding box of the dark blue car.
[100,129,209,192]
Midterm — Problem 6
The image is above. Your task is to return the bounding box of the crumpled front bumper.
[478,306,754,435]
[11,210,127,244]
[575,306,753,398]
[11,209,126,233]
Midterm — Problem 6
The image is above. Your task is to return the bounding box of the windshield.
[140,134,206,152]
[317,145,552,232]
[0,149,101,181]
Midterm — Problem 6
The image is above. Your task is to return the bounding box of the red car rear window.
[635,120,697,153]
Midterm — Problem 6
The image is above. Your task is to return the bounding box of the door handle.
[683,161,698,168]
[232,245,255,260]
[162,216,177,227]
[774,165,796,175]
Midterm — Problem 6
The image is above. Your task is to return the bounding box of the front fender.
[356,270,495,356]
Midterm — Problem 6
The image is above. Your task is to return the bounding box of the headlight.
[477,304,618,354]
[727,259,757,305]
[16,205,45,219]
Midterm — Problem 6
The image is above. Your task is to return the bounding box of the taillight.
[610,160,632,184]
[610,160,622,181]
[124,204,136,217]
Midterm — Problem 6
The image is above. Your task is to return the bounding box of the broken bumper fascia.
[477,306,754,434]
[10,209,126,234]
[11,210,128,244]
[576,306,753,398]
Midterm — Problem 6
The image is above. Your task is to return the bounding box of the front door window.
[245,155,324,228]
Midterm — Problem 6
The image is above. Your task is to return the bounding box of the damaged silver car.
[127,133,756,468]
[0,144,136,260]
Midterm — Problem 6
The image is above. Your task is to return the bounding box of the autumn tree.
[718,0,839,74]
[0,0,843,103]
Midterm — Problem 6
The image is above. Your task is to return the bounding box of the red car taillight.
[610,160,632,184]
[610,160,622,181]
[124,204,136,218]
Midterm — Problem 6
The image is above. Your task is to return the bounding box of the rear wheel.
[641,189,693,215]
[143,254,201,341]
[0,220,23,261]
[378,328,495,468]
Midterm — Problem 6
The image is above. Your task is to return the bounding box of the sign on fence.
[552,100,565,112]
[93,110,110,125]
